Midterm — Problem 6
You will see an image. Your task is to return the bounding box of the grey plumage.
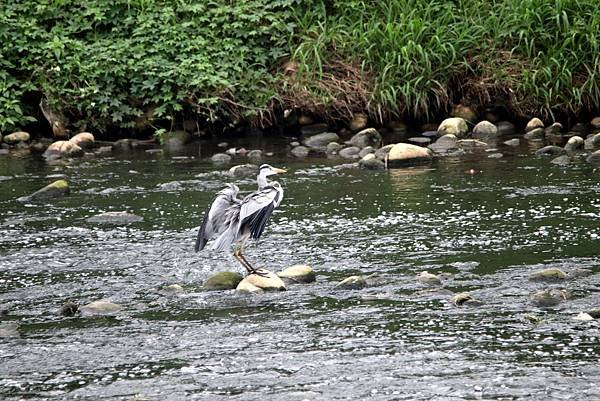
[194,164,286,275]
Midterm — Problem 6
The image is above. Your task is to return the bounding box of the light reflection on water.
[0,140,599,400]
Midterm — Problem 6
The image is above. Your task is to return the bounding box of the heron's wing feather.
[195,187,239,252]
[239,186,281,240]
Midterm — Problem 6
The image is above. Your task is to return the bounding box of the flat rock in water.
[277,264,316,283]
[86,211,143,224]
[496,121,516,135]
[336,275,367,290]
[18,179,69,202]
[529,268,567,282]
[451,292,483,306]
[345,128,382,149]
[503,138,520,146]
[303,132,339,150]
[387,143,433,166]
[203,272,243,291]
[236,269,286,292]
[536,145,566,156]
[551,155,570,166]
[79,300,122,316]
[407,137,432,145]
[573,312,594,321]
[428,134,458,153]
[162,284,185,294]
[458,139,488,149]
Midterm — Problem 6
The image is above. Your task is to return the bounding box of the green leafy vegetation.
[0,0,599,135]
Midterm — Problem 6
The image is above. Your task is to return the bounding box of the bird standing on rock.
[195,164,286,275]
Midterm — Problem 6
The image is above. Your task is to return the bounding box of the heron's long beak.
[273,168,287,174]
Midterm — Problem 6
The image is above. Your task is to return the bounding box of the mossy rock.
[529,268,567,282]
[336,275,367,290]
[19,179,69,202]
[277,264,316,283]
[203,272,243,291]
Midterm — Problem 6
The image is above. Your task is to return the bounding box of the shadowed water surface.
[1,139,599,400]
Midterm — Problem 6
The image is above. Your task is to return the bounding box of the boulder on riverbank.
[387,143,433,166]
[291,145,310,158]
[437,117,468,138]
[339,146,361,159]
[203,271,244,291]
[18,179,69,202]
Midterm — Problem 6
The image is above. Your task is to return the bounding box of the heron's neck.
[257,173,270,189]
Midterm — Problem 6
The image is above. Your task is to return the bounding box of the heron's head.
[259,164,286,176]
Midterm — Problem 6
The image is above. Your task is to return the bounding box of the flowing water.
[1,136,599,400]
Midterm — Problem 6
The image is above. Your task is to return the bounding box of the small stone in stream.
[358,146,374,158]
[338,146,361,159]
[277,264,316,283]
[529,268,567,282]
[421,130,438,138]
[18,179,69,202]
[524,128,544,140]
[229,164,258,177]
[407,137,432,145]
[336,275,367,290]
[326,142,342,154]
[70,132,95,149]
[359,153,385,170]
[303,132,340,150]
[428,134,458,153]
[0,323,19,338]
[291,145,309,158]
[457,139,488,148]
[236,269,286,292]
[86,211,143,224]
[472,120,498,138]
[247,150,262,162]
[488,153,503,159]
[345,128,382,149]
[536,145,566,156]
[437,117,469,138]
[588,308,600,319]
[290,141,300,147]
[525,117,544,132]
[60,301,79,317]
[162,284,185,294]
[545,122,563,135]
[573,312,594,321]
[217,142,228,148]
[350,113,368,132]
[496,121,516,135]
[203,272,244,291]
[551,155,570,166]
[79,300,123,316]
[451,292,482,306]
[586,150,600,164]
[503,138,520,147]
[531,289,569,307]
[211,153,232,164]
[565,136,584,151]
[417,271,441,286]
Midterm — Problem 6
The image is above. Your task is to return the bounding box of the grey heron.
[195,164,286,275]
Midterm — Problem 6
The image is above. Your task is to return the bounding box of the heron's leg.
[238,242,268,277]
[233,245,253,274]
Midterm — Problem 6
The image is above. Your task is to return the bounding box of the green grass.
[0,0,599,135]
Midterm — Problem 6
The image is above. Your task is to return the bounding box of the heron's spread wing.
[239,185,282,240]
[195,186,239,251]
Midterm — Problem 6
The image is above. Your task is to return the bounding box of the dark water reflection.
[0,138,599,400]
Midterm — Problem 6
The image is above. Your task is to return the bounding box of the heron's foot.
[249,268,269,277]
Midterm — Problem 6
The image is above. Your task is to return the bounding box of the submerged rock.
[359,153,385,170]
[437,117,468,138]
[428,134,458,153]
[407,137,432,146]
[345,128,382,149]
[536,145,566,156]
[247,150,263,162]
[70,132,95,149]
[0,323,20,338]
[586,150,600,164]
[531,289,569,307]
[472,121,498,138]
[291,145,309,158]
[60,301,79,317]
[18,179,69,202]
[529,268,567,282]
[496,121,516,135]
[457,139,488,149]
[229,164,258,177]
[503,138,521,146]
[336,275,367,290]
[277,264,316,283]
[236,269,286,292]
[551,155,571,166]
[210,153,232,164]
[525,117,544,132]
[303,132,339,150]
[545,122,563,135]
[387,143,433,166]
[524,128,544,140]
[3,131,30,145]
[564,136,584,151]
[417,271,441,286]
[203,272,243,291]
[79,300,122,316]
[86,211,143,224]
